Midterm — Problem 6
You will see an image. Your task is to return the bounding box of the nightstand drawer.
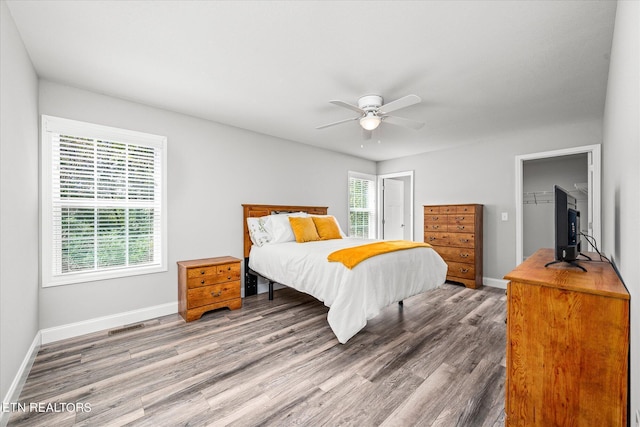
[187,274,220,288]
[186,265,218,279]
[217,263,240,280]
[187,281,241,309]
[186,264,240,288]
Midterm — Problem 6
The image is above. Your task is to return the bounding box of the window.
[41,116,167,287]
[348,171,377,238]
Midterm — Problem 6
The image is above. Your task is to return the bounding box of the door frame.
[377,170,414,241]
[515,144,601,265]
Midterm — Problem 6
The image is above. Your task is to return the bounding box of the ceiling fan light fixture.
[360,113,381,131]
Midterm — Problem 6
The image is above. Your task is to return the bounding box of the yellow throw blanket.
[327,240,432,269]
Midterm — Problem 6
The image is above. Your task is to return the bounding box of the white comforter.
[248,238,447,343]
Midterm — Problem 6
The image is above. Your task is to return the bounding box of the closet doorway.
[378,171,414,241]
[515,145,601,264]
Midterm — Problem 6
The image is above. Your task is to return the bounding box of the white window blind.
[42,116,167,287]
[348,172,377,239]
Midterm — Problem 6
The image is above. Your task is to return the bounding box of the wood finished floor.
[8,283,507,427]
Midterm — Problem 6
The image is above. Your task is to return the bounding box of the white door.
[383,178,404,240]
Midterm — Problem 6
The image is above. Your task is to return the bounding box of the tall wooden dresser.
[423,204,483,288]
[504,248,629,426]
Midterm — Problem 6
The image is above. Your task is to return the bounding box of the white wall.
[377,118,602,282]
[602,0,639,420]
[37,80,376,329]
[0,0,40,405]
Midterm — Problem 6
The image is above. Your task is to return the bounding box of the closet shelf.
[523,186,586,205]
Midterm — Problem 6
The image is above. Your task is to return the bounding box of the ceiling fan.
[316,94,425,134]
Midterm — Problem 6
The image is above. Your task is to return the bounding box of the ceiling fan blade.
[382,115,425,130]
[379,94,421,114]
[316,116,359,130]
[330,100,364,114]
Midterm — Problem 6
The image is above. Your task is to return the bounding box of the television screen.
[553,185,580,262]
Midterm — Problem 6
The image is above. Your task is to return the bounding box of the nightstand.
[177,256,242,322]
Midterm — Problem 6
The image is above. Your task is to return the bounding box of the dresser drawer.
[456,205,476,214]
[424,214,447,231]
[448,232,475,248]
[187,281,241,309]
[424,232,449,246]
[447,261,475,280]
[425,206,441,214]
[448,214,475,232]
[433,246,475,264]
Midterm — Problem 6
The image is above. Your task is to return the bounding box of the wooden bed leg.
[398,300,404,307]
[268,281,274,300]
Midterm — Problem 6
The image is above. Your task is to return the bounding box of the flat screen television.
[546,185,586,271]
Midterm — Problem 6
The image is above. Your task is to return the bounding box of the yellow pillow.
[312,216,343,240]
[288,217,320,243]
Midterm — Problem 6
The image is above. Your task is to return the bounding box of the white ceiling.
[6,0,617,161]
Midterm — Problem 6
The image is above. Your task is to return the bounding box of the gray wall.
[37,80,375,329]
[602,0,639,420]
[0,0,40,403]
[377,119,602,282]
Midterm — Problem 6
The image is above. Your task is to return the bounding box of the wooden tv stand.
[504,248,629,426]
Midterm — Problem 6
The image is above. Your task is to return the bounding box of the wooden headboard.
[242,204,328,258]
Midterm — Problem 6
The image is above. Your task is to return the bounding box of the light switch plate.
[501,212,508,221]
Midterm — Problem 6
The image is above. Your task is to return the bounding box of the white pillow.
[310,215,348,238]
[247,217,272,247]
[266,212,308,243]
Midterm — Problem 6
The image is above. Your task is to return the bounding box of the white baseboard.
[483,277,508,289]
[40,302,178,345]
[1,332,41,427]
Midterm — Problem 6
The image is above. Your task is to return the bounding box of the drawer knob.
[457,226,465,230]
[211,291,222,297]
[460,268,469,273]
[456,216,465,221]
[428,237,436,241]
[433,225,439,230]
[200,270,205,275]
[432,216,439,220]
[201,279,205,284]
[227,266,231,271]
[227,276,231,280]
[460,239,469,243]
[460,253,469,258]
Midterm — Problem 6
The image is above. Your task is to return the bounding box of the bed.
[242,204,448,343]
